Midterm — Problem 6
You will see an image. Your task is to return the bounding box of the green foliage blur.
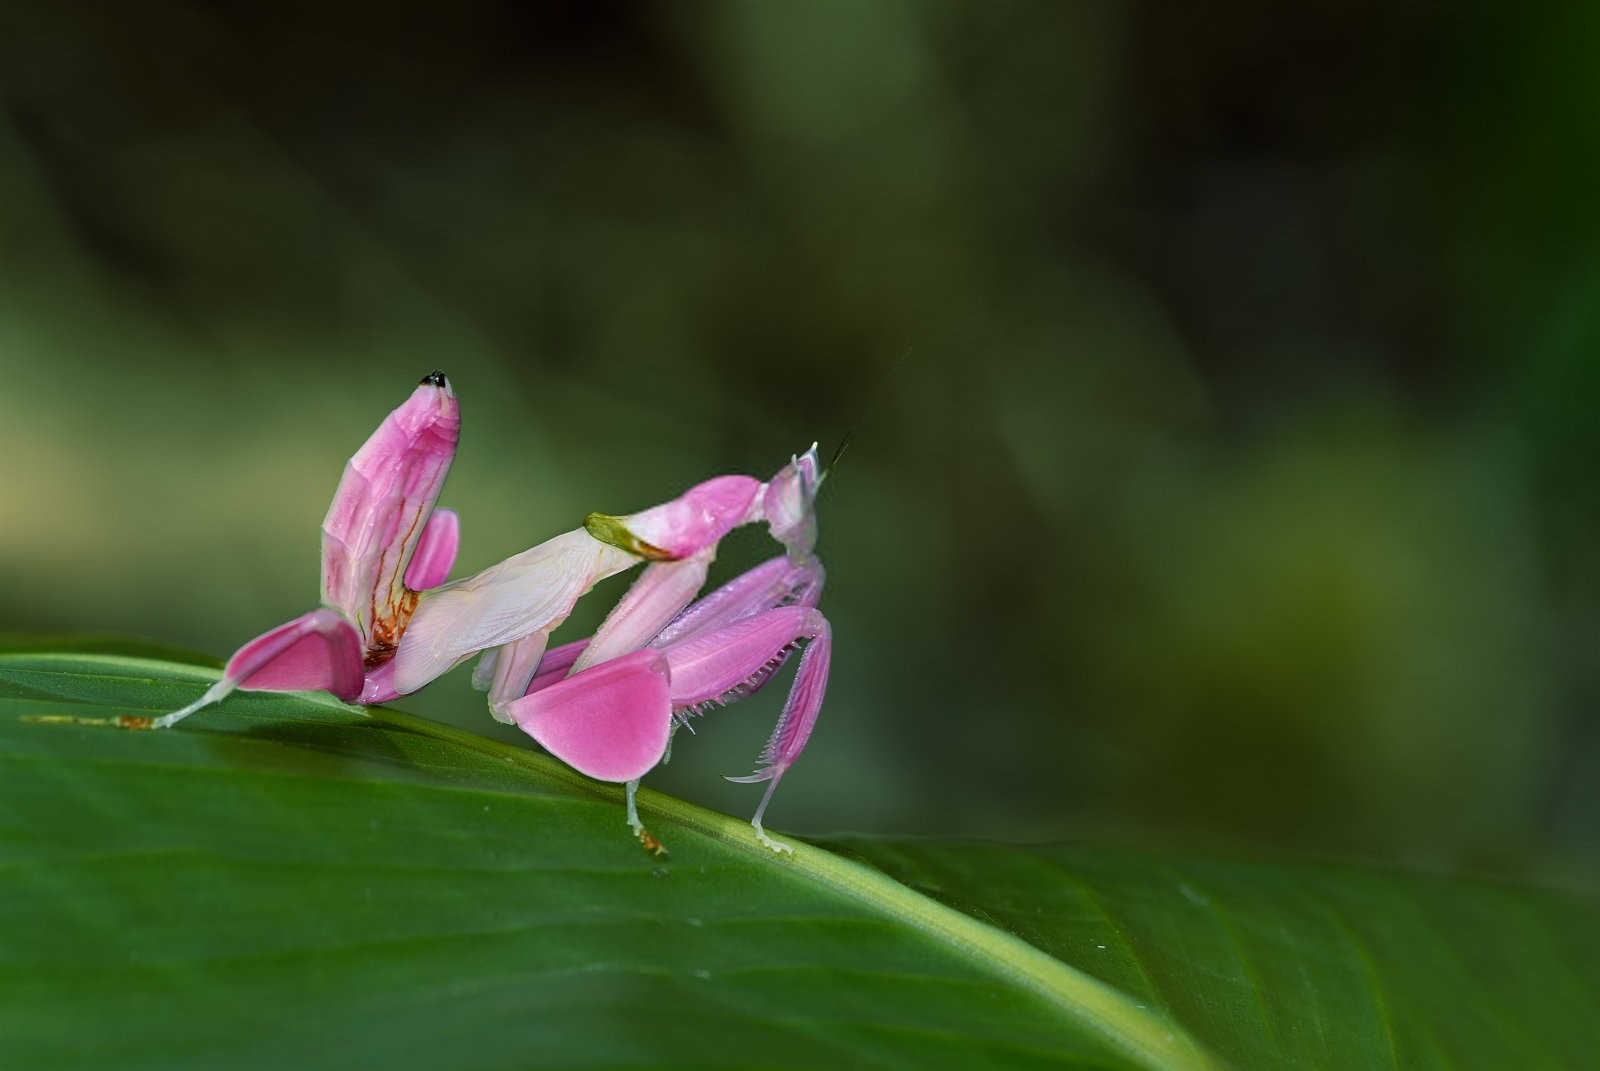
[1,2,1596,875]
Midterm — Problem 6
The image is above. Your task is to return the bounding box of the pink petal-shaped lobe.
[225,609,364,701]
[508,650,673,782]
[321,373,460,660]
[404,507,459,590]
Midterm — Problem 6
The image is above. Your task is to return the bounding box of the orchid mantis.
[158,373,833,853]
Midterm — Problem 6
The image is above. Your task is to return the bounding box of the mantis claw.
[626,779,669,856]
[625,778,643,835]
[742,769,794,854]
[151,679,235,730]
[752,824,794,855]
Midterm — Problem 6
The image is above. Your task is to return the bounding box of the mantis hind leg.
[625,779,643,835]
[625,779,668,857]
[153,609,364,729]
[659,605,832,854]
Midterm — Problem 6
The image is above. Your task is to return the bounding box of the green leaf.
[823,840,1600,1069]
[1,649,1594,1070]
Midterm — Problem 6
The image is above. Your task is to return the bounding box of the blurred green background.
[2,2,1597,875]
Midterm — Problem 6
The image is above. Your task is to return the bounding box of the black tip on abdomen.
[421,370,449,388]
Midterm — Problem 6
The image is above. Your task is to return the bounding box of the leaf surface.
[0,647,1593,1069]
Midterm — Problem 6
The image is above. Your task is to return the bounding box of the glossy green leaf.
[823,840,1600,1069]
[1,648,1594,1069]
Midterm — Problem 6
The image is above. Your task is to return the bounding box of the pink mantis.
[156,373,832,853]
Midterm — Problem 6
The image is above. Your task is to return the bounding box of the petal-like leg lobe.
[154,609,364,728]
[232,610,365,698]
[507,650,673,782]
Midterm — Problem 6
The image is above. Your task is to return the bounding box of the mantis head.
[761,443,822,560]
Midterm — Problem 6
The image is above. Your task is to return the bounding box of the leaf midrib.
[3,651,1226,1071]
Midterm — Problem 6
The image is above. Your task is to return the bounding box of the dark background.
[3,2,1597,877]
